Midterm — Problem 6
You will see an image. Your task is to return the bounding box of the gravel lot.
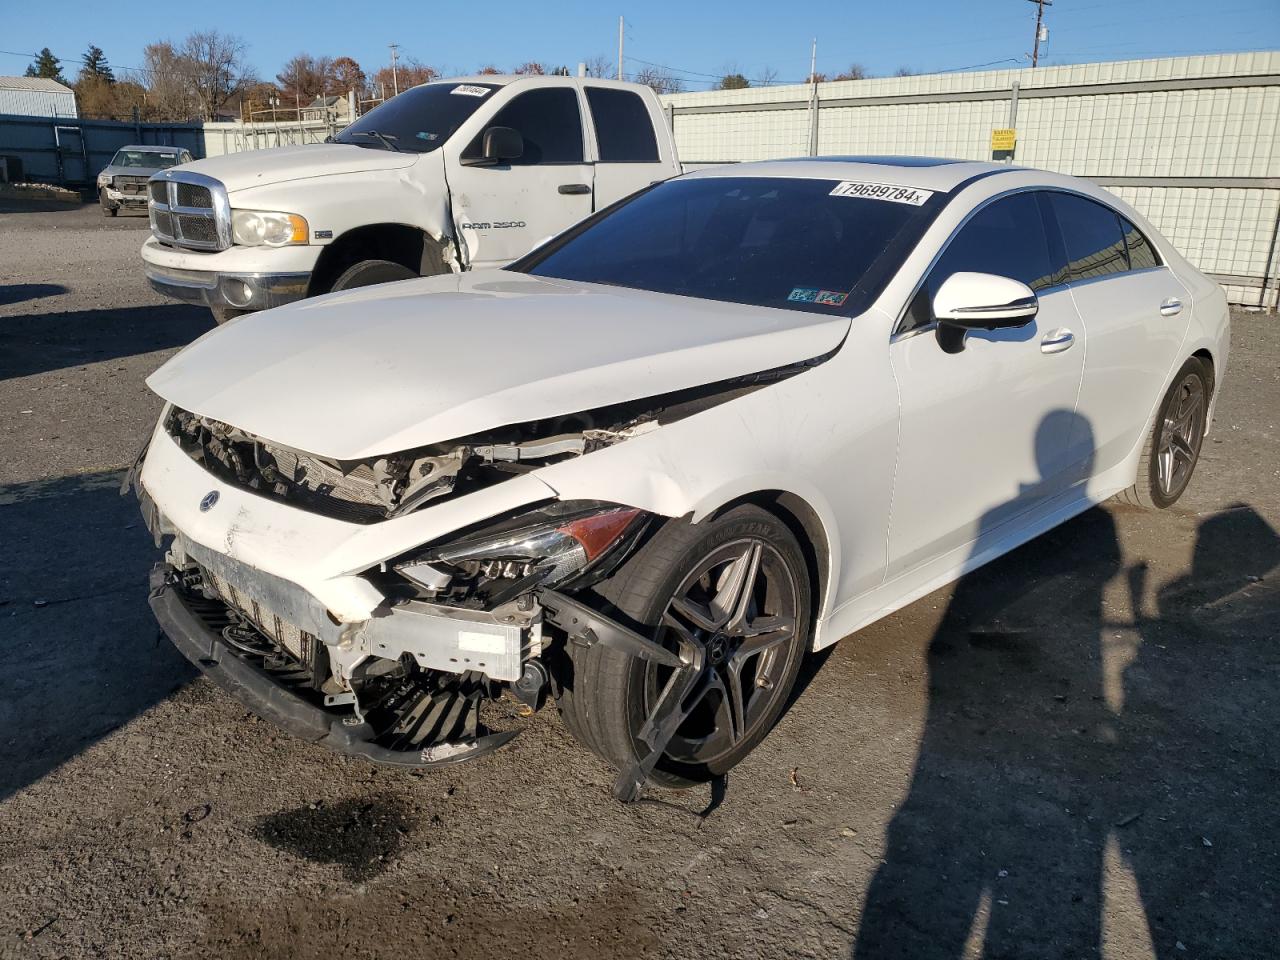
[1,202,1277,960]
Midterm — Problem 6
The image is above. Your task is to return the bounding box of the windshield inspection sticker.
[451,84,491,97]
[815,290,848,306]
[788,287,819,303]
[830,180,934,206]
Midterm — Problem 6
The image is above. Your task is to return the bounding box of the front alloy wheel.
[559,505,811,793]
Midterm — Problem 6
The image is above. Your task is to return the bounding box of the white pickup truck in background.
[141,75,682,321]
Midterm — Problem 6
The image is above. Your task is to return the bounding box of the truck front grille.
[115,175,149,196]
[149,172,230,252]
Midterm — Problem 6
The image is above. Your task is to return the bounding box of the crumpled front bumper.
[149,565,519,767]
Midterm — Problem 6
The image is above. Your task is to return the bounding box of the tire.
[561,505,812,791]
[210,306,246,325]
[1117,356,1211,509]
[330,259,417,292]
[99,190,117,217]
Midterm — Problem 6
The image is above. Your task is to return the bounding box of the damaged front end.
[133,351,829,770]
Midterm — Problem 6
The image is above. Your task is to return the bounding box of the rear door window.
[1121,217,1161,270]
[1047,193,1129,282]
[586,87,660,163]
[464,88,584,165]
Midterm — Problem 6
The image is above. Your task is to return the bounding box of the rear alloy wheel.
[330,258,418,292]
[563,506,811,794]
[1118,356,1211,509]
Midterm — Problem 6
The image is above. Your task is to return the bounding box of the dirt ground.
[1,202,1276,960]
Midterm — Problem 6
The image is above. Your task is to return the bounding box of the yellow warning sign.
[991,128,1017,151]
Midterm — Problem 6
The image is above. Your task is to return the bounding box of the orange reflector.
[558,508,642,561]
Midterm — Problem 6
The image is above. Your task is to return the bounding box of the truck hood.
[146,270,850,461]
[180,143,418,193]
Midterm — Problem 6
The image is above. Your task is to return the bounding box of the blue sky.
[5,0,1279,89]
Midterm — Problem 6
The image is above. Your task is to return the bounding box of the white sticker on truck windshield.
[451,84,491,97]
[830,181,933,206]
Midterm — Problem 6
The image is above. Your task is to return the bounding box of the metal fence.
[201,120,335,158]
[0,114,204,188]
[663,51,1280,308]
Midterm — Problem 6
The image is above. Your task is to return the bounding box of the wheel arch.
[308,223,449,295]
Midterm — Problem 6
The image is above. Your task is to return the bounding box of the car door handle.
[1040,328,1075,354]
[1160,297,1183,317]
[558,183,591,195]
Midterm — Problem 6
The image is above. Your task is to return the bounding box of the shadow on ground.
[0,283,68,307]
[0,471,195,801]
[0,303,211,380]
[851,502,1280,959]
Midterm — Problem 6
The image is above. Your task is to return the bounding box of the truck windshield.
[516,176,943,316]
[335,82,501,154]
[112,149,182,169]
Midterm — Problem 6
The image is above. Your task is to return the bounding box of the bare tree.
[755,65,779,86]
[583,55,613,78]
[833,63,869,81]
[140,42,194,120]
[513,61,546,75]
[179,30,253,120]
[893,66,917,77]
[632,65,683,95]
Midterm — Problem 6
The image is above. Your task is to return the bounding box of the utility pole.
[389,43,400,97]
[617,16,624,81]
[1027,0,1052,68]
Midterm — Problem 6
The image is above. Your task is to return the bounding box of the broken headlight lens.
[231,209,309,247]
[397,503,647,597]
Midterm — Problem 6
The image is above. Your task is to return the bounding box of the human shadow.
[852,416,1280,957]
[0,471,195,801]
[1118,505,1280,957]
[0,302,211,381]
[854,411,1118,958]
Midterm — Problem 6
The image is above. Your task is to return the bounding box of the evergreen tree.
[80,45,115,84]
[24,48,66,84]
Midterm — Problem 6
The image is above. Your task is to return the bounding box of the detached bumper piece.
[149,565,518,767]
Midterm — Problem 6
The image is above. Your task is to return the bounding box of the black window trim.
[891,184,1168,341]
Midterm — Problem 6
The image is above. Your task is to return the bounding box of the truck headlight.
[396,503,647,599]
[97,173,112,188]
[231,209,309,247]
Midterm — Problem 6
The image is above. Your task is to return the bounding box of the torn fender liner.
[149,566,518,766]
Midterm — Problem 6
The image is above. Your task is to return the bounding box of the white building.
[0,77,78,119]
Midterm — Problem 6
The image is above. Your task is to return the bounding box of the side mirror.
[933,271,1038,354]
[463,126,523,166]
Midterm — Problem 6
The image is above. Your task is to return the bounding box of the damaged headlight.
[396,502,648,604]
[231,209,309,247]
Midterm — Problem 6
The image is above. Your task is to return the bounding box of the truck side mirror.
[463,126,523,166]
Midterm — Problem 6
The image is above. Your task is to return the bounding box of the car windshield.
[334,82,501,153]
[112,149,182,169]
[518,176,941,315]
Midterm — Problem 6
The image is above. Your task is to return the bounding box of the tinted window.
[586,87,659,163]
[904,192,1059,331]
[1048,192,1128,282]
[464,88,583,165]
[521,176,934,315]
[1122,217,1160,270]
[336,82,499,153]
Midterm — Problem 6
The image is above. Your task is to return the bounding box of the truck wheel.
[331,259,417,291]
[562,505,812,792]
[99,190,118,217]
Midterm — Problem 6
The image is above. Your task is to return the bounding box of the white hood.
[146,270,850,461]
[181,143,417,193]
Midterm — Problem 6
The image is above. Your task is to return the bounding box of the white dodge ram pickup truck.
[141,75,681,321]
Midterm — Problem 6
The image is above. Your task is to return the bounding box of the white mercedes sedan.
[130,157,1228,801]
